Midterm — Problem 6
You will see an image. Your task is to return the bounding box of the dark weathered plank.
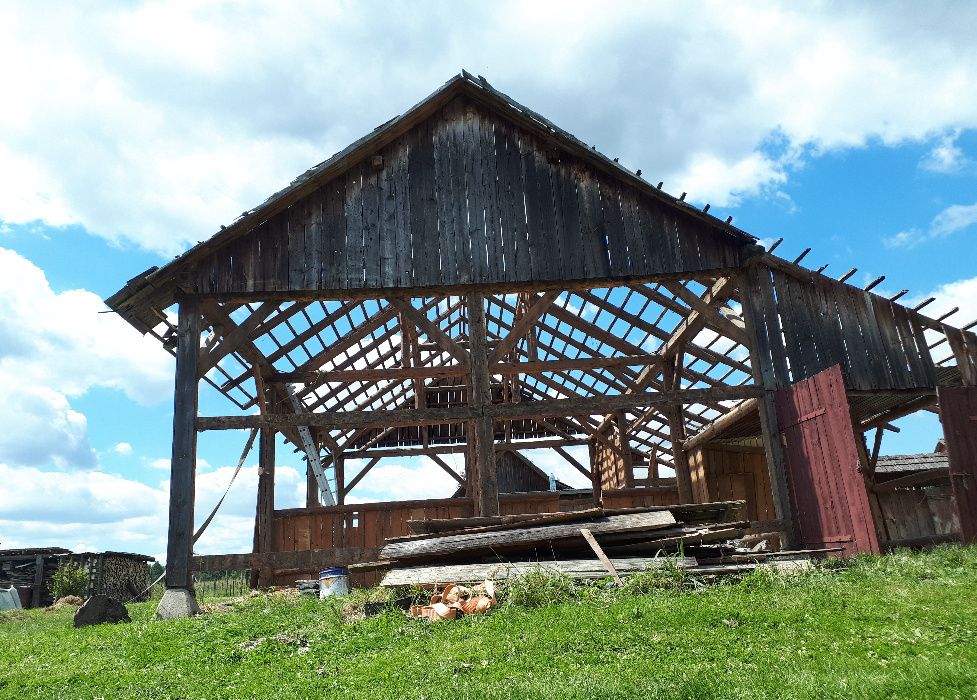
[576,166,609,278]
[321,179,347,290]
[465,105,489,283]
[600,180,630,277]
[407,117,439,286]
[362,163,381,288]
[479,112,504,283]
[344,164,365,289]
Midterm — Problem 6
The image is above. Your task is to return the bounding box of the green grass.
[3,546,977,700]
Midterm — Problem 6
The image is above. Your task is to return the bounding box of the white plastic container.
[318,567,349,598]
[0,585,22,611]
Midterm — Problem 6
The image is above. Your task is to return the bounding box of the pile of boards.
[355,501,822,587]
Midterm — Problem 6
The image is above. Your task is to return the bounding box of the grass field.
[2,546,977,700]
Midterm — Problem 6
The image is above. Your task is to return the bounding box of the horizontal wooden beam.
[268,354,663,384]
[343,437,591,459]
[196,385,763,431]
[192,547,377,572]
[683,397,758,452]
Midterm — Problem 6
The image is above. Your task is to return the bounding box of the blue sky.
[1,2,976,560]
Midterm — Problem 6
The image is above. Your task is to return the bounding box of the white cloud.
[2,3,977,253]
[0,459,306,559]
[0,247,172,469]
[920,130,970,173]
[345,458,461,503]
[111,442,134,456]
[885,201,977,248]
[910,276,977,329]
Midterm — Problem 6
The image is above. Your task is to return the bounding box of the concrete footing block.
[156,588,200,619]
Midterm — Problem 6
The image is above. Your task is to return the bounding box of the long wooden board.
[380,556,698,587]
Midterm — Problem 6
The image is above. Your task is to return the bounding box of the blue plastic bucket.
[318,567,349,598]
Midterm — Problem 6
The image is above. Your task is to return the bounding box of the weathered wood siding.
[589,422,634,492]
[758,267,938,390]
[939,384,977,543]
[192,97,746,295]
[874,482,959,547]
[688,445,776,523]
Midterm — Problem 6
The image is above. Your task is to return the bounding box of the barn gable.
[107,72,753,332]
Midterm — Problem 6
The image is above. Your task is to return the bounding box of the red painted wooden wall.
[938,384,977,543]
[775,364,880,555]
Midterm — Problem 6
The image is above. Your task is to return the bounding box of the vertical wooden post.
[739,265,795,545]
[588,438,603,507]
[614,410,634,488]
[254,426,276,587]
[662,358,693,503]
[31,554,44,608]
[164,296,200,590]
[305,462,320,508]
[335,454,345,506]
[467,292,499,516]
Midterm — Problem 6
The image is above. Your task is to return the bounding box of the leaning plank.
[580,528,623,585]
[380,511,678,561]
[381,556,698,587]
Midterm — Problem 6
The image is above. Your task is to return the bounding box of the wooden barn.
[105,72,977,615]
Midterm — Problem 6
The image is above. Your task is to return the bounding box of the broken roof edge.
[105,70,757,322]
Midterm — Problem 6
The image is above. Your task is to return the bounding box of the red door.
[938,385,977,543]
[775,365,880,555]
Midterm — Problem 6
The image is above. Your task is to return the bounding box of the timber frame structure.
[107,73,977,603]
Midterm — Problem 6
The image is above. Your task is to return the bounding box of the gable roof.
[106,71,757,332]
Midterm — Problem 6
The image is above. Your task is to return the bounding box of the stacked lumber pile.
[355,501,823,587]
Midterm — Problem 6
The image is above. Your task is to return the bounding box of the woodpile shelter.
[0,548,154,608]
[106,73,977,612]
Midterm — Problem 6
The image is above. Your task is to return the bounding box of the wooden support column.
[305,463,319,508]
[614,409,634,488]
[662,357,693,503]
[467,292,499,516]
[164,296,200,590]
[254,426,276,588]
[335,454,345,506]
[31,554,44,608]
[739,264,795,546]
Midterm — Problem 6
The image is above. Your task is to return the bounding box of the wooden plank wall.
[938,384,977,543]
[192,96,746,295]
[589,429,633,491]
[688,445,776,523]
[766,267,937,391]
[874,482,959,547]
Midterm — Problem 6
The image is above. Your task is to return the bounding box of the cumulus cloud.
[0,460,306,559]
[345,458,462,503]
[920,130,971,173]
[111,442,134,456]
[2,3,977,254]
[885,201,977,248]
[0,247,172,469]
[910,276,977,329]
